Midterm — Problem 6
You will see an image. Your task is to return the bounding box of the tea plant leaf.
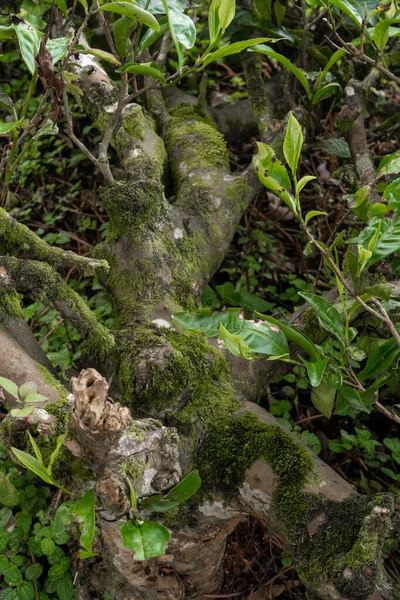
[201,38,271,67]
[311,380,336,418]
[116,61,166,82]
[12,21,41,75]
[249,45,311,98]
[172,309,289,357]
[298,292,345,340]
[358,338,400,382]
[299,356,328,387]
[113,17,136,59]
[140,470,201,512]
[138,17,169,55]
[120,519,170,560]
[283,113,303,176]
[312,82,341,105]
[79,48,121,65]
[162,0,196,70]
[253,142,297,215]
[305,210,328,224]
[99,3,160,31]
[255,312,321,362]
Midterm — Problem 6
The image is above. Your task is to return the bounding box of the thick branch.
[0,257,115,360]
[0,206,109,275]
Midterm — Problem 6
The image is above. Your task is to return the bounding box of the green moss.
[0,292,24,320]
[127,418,163,442]
[303,308,326,342]
[121,456,146,482]
[36,364,69,403]
[164,105,229,188]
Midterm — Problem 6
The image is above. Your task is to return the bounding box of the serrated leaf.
[54,572,75,600]
[202,38,272,68]
[249,44,310,98]
[283,112,303,175]
[384,437,400,455]
[311,380,336,418]
[162,0,196,71]
[358,338,400,382]
[0,472,19,507]
[0,376,19,400]
[301,430,322,455]
[41,538,56,556]
[113,16,136,59]
[298,292,345,340]
[116,61,165,82]
[120,519,170,560]
[25,563,43,581]
[299,356,328,387]
[253,142,297,215]
[140,470,201,512]
[3,564,22,586]
[16,581,35,600]
[137,17,168,55]
[99,2,160,31]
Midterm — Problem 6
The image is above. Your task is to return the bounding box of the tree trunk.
[1,39,400,600]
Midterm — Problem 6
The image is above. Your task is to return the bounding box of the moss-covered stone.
[0,291,24,320]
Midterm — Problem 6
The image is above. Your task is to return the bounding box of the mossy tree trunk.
[1,39,400,600]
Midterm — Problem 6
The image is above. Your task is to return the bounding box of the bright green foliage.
[120,519,170,561]
[139,470,201,513]
[0,378,47,419]
[0,441,75,600]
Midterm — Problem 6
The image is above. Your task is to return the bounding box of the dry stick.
[62,90,101,172]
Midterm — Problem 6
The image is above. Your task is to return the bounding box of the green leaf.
[378,149,400,175]
[13,21,41,75]
[0,376,19,400]
[383,177,400,208]
[337,385,375,414]
[384,437,400,455]
[329,0,362,27]
[16,581,35,600]
[41,538,56,556]
[78,48,121,65]
[24,392,47,403]
[249,44,311,98]
[138,17,168,55]
[3,564,23,586]
[372,18,400,51]
[253,142,297,215]
[162,0,196,71]
[54,572,75,600]
[305,210,328,224]
[313,138,351,158]
[46,36,71,64]
[349,214,400,267]
[47,558,70,581]
[0,472,20,507]
[297,175,316,193]
[358,338,400,381]
[255,312,321,362]
[0,92,15,110]
[283,113,303,176]
[299,356,328,387]
[298,292,345,340]
[10,448,54,486]
[27,431,42,463]
[201,38,272,68]
[140,470,201,512]
[25,563,43,581]
[0,26,15,40]
[72,489,96,558]
[53,502,74,537]
[99,3,160,31]
[120,519,170,560]
[208,0,221,43]
[329,439,345,453]
[113,17,136,59]
[10,407,33,418]
[311,82,342,105]
[219,324,254,359]
[218,0,236,30]
[116,61,166,82]
[172,308,289,357]
[32,120,58,140]
[47,434,66,476]
[301,430,322,455]
[0,507,12,528]
[311,380,335,418]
